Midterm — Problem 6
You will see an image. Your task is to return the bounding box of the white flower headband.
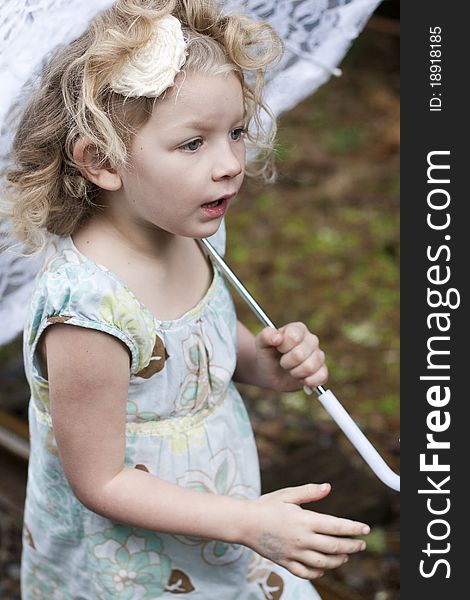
[110,14,187,98]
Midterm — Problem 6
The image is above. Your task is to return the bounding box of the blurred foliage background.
[0,6,399,600]
[226,11,400,600]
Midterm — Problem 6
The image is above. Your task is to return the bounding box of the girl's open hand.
[255,322,328,392]
[242,483,369,580]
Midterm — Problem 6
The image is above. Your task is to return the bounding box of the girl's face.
[115,71,246,240]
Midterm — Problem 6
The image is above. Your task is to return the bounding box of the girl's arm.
[45,323,246,541]
[233,320,260,384]
[234,320,328,391]
[44,323,367,579]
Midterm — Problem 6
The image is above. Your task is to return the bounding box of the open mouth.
[201,199,224,209]
[200,197,231,218]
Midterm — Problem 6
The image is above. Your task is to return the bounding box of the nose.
[212,143,244,181]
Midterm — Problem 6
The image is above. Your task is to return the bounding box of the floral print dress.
[21,225,322,599]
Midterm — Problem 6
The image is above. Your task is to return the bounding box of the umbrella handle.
[198,237,400,492]
[310,388,400,491]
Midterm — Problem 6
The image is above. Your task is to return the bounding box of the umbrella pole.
[199,238,400,492]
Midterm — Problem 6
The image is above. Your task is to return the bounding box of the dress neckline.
[64,235,219,329]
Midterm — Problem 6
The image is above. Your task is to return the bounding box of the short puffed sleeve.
[26,261,157,379]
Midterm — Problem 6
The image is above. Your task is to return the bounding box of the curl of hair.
[3,0,282,253]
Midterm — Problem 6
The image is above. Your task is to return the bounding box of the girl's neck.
[77,211,182,264]
[72,213,213,322]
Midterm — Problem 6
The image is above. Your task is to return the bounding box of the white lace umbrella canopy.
[0,0,381,346]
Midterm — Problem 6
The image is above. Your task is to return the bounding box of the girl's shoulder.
[28,235,157,376]
[35,235,137,306]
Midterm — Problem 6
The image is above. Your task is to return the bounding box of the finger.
[310,513,370,537]
[286,352,325,379]
[288,561,324,580]
[276,322,310,354]
[296,549,349,571]
[277,483,331,505]
[279,341,322,370]
[309,533,367,555]
[256,326,283,350]
[303,365,329,388]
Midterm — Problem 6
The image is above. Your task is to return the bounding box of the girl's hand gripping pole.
[199,238,400,492]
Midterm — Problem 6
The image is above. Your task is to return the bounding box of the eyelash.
[180,127,246,153]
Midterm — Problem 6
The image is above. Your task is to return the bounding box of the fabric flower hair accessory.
[110,14,187,98]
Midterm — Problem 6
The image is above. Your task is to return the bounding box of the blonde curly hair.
[3,0,282,252]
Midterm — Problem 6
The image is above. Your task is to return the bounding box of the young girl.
[5,0,370,597]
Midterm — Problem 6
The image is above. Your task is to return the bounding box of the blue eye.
[181,138,203,152]
[230,127,246,141]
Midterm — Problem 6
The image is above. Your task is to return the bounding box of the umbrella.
[0,0,398,489]
[0,0,382,345]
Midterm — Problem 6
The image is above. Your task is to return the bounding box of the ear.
[72,138,122,191]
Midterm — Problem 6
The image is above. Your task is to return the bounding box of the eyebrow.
[175,116,246,131]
